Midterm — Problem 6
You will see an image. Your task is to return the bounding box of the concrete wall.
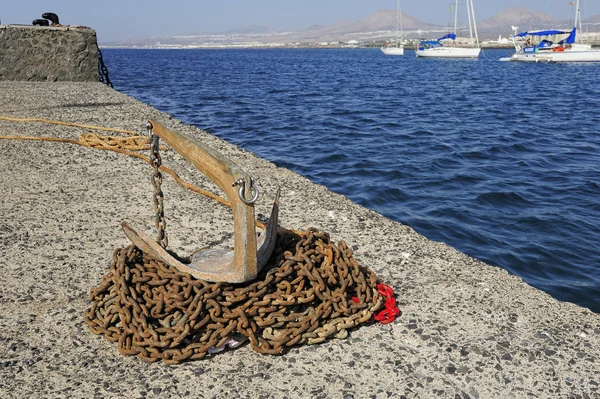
[0,25,100,82]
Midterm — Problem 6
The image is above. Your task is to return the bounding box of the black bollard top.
[32,19,50,26]
[42,12,59,25]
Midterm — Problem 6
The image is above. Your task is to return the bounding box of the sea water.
[103,48,600,312]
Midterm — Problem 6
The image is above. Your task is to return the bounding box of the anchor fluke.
[122,121,280,283]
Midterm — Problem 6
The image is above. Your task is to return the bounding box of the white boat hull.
[381,47,405,56]
[506,48,600,63]
[507,53,543,62]
[416,47,481,58]
[535,49,600,63]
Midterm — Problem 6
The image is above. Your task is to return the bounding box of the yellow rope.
[0,117,290,230]
[0,116,152,151]
[0,118,232,209]
[78,133,152,151]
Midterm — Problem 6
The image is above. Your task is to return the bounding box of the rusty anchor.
[122,120,280,283]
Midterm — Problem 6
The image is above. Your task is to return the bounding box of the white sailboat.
[503,0,600,63]
[536,0,600,63]
[416,0,481,58]
[381,0,405,56]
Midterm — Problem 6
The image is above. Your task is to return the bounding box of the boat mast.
[575,0,582,33]
[574,0,584,44]
[395,0,400,45]
[574,0,579,31]
[466,0,474,41]
[453,0,458,35]
[399,0,403,42]
[469,0,480,48]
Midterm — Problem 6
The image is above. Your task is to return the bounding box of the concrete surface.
[0,25,99,82]
[0,82,599,398]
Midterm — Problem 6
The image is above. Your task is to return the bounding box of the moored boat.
[381,47,405,56]
[503,0,600,63]
[416,0,481,59]
[416,34,481,58]
[381,0,405,56]
[505,28,577,62]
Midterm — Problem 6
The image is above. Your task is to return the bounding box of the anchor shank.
[148,120,258,280]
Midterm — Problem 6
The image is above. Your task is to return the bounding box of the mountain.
[273,9,441,43]
[101,7,600,47]
[218,25,279,35]
[478,7,557,29]
[586,14,600,24]
[303,24,327,31]
[321,9,437,33]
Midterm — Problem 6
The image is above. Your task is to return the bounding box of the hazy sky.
[2,1,598,42]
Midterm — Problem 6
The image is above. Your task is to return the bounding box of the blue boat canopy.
[515,29,572,37]
[559,27,577,44]
[437,33,456,41]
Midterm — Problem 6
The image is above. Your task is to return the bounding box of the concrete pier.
[0,82,599,398]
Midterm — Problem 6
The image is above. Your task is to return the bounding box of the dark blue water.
[102,48,600,312]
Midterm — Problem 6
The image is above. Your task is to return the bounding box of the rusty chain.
[85,228,383,364]
[150,133,168,249]
[98,48,113,88]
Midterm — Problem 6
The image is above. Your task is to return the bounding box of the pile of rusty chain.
[85,228,383,364]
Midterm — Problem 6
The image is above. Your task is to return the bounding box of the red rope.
[352,283,400,324]
[373,284,400,324]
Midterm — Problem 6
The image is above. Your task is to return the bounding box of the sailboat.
[501,27,581,62]
[381,0,405,56]
[416,0,481,58]
[509,0,600,63]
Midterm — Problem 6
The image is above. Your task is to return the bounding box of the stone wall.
[0,25,100,82]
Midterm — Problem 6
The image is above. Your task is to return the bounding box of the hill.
[478,7,557,29]
[218,25,279,35]
[101,7,600,47]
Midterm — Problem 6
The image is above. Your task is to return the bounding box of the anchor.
[122,120,280,283]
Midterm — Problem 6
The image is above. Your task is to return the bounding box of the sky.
[2,1,599,42]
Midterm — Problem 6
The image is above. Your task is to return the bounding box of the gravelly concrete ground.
[0,82,599,399]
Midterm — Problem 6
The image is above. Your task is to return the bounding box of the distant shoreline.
[99,44,518,50]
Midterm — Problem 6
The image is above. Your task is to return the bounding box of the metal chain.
[97,48,113,88]
[85,228,383,364]
[149,131,168,249]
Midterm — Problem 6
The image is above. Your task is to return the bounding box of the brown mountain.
[321,9,437,32]
[218,25,279,35]
[478,7,557,29]
[102,7,599,47]
[586,14,600,24]
[288,8,439,42]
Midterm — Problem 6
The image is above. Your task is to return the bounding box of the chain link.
[98,48,113,88]
[85,228,384,364]
[150,134,168,249]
